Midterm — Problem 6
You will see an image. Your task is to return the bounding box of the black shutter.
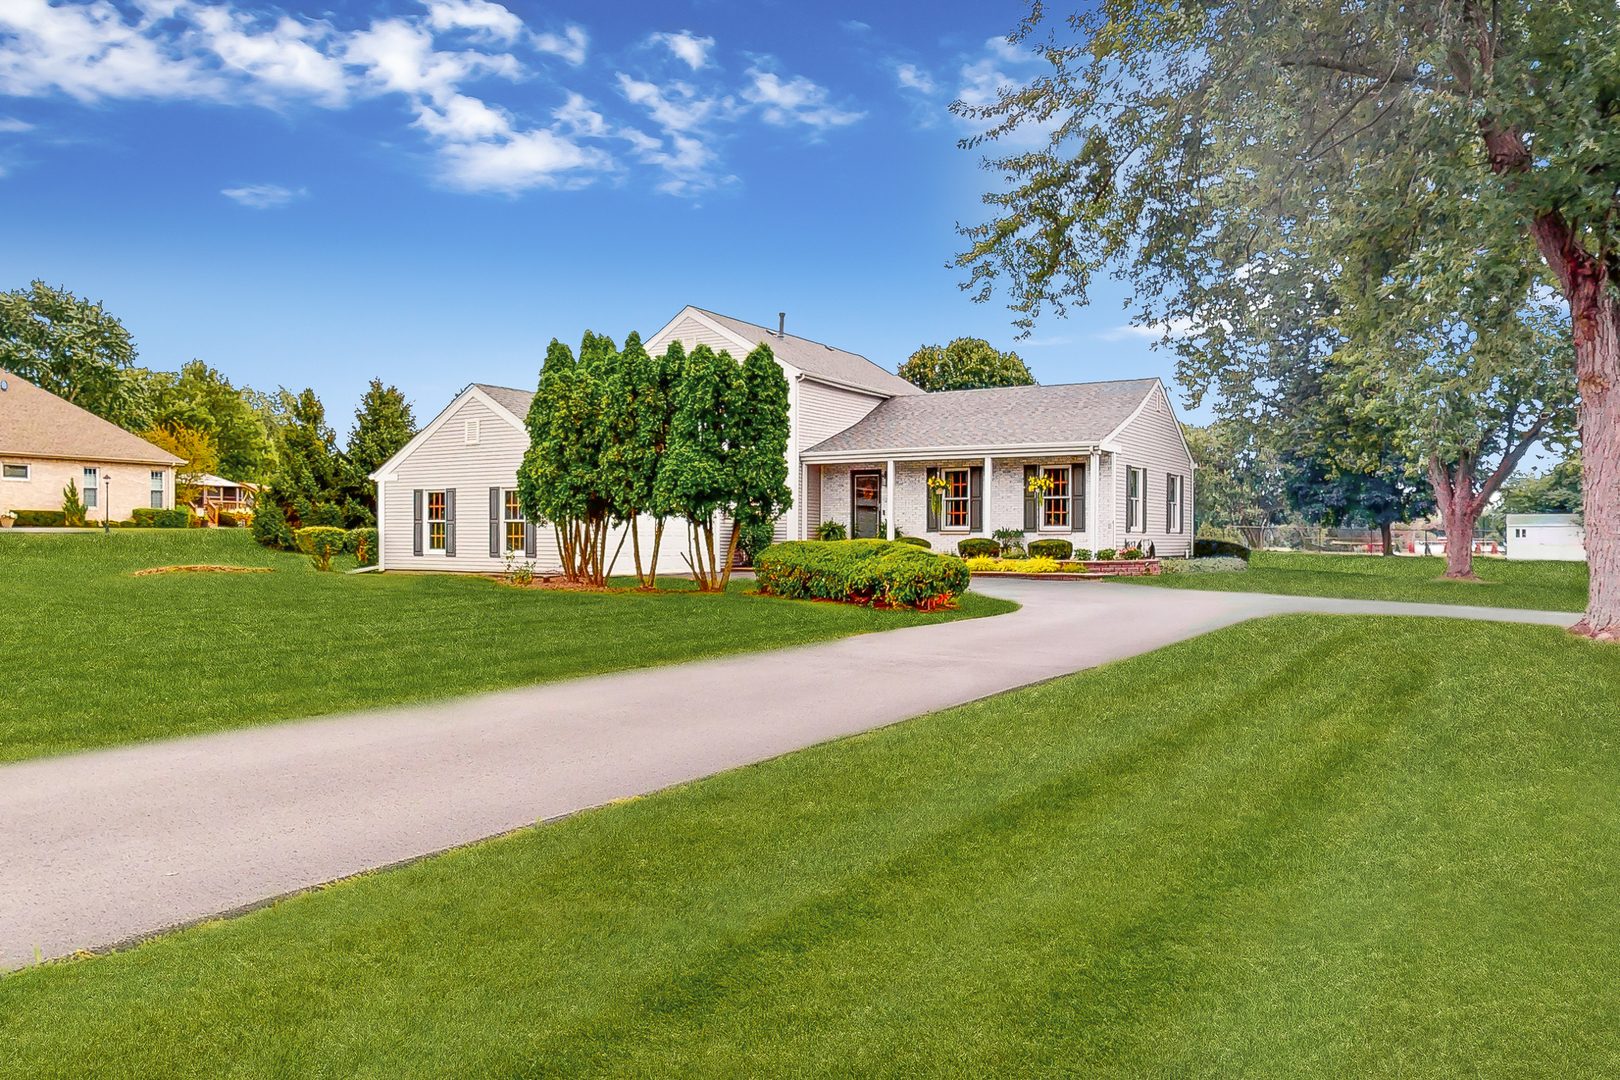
[1126,468,1137,532]
[1166,474,1175,532]
[524,508,537,557]
[445,488,457,557]
[1072,464,1085,532]
[1023,465,1038,531]
[412,489,423,556]
[969,466,984,533]
[1179,475,1187,534]
[926,467,940,532]
[489,486,501,557]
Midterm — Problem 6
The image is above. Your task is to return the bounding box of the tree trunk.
[1380,521,1393,557]
[1532,218,1620,639]
[1427,455,1480,580]
[631,516,644,586]
[646,518,664,591]
[718,519,743,591]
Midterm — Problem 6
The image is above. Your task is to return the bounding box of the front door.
[851,471,882,539]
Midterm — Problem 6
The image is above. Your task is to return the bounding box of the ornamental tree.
[601,333,681,588]
[955,0,1619,636]
[656,344,743,591]
[718,342,793,589]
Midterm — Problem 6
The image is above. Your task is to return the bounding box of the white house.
[370,306,1196,574]
[1505,513,1586,561]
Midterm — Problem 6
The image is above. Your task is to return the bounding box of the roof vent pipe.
[778,312,786,337]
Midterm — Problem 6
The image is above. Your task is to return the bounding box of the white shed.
[1505,513,1586,561]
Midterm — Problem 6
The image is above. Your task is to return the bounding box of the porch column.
[1089,450,1100,546]
[985,455,993,533]
[885,459,896,540]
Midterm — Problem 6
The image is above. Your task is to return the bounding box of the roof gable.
[647,306,923,399]
[0,370,183,465]
[370,383,530,480]
[800,379,1160,458]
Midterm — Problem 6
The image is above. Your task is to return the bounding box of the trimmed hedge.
[13,510,67,527]
[1027,538,1073,560]
[132,507,193,528]
[1161,556,1248,575]
[296,526,348,571]
[896,535,932,550]
[957,538,1000,558]
[348,527,379,566]
[1194,538,1251,562]
[755,540,971,610]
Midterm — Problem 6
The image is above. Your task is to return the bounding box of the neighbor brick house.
[0,370,182,522]
[370,307,1195,573]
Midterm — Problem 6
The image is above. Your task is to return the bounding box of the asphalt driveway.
[0,580,1578,970]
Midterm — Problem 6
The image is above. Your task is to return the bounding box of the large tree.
[954,0,1618,636]
[146,360,277,484]
[340,379,417,524]
[656,344,743,591]
[898,337,1037,392]
[254,389,343,548]
[0,281,149,431]
[601,333,681,589]
[1501,455,1584,515]
[719,342,793,589]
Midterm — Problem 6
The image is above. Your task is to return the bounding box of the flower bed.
[964,557,1162,577]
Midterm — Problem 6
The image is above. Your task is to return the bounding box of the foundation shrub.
[132,508,192,528]
[14,510,67,527]
[296,526,348,571]
[1120,547,1146,560]
[957,538,1000,558]
[896,535,932,550]
[964,555,1001,572]
[348,527,379,566]
[1073,548,1093,561]
[814,521,848,541]
[755,540,971,610]
[1027,538,1073,560]
[1094,548,1118,560]
[1194,538,1252,562]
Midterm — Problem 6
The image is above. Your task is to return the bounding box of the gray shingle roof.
[801,379,1159,456]
[0,370,184,465]
[474,383,535,421]
[692,309,923,398]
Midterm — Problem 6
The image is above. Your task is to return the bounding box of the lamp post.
[103,473,111,533]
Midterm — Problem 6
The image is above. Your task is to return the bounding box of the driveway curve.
[0,580,1578,969]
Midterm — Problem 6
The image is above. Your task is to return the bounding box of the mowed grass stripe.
[4,615,1618,1078]
[1122,549,1588,611]
[0,530,1012,762]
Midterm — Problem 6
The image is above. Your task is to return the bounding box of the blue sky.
[0,0,1192,429]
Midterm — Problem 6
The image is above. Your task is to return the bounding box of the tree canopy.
[0,281,147,431]
[898,337,1036,392]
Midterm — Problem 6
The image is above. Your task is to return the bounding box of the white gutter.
[801,442,1105,465]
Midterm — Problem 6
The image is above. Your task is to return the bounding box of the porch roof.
[800,378,1157,462]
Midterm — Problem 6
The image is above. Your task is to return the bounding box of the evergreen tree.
[255,389,343,546]
[720,342,792,587]
[340,379,417,524]
[898,337,1036,392]
[146,361,276,484]
[656,344,743,590]
[601,333,681,588]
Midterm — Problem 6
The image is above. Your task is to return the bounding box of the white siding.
[1107,385,1195,557]
[644,314,741,357]
[795,379,886,452]
[378,392,690,576]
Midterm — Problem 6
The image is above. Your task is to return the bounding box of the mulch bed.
[133,566,276,576]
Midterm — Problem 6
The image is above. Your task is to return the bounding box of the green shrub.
[61,480,87,527]
[1120,547,1145,559]
[13,510,67,527]
[957,538,1000,558]
[1194,538,1251,562]
[736,520,776,565]
[1094,548,1118,560]
[755,540,971,610]
[814,520,848,541]
[1161,555,1249,574]
[896,535,932,550]
[132,508,192,528]
[964,555,1001,572]
[991,528,1026,557]
[253,500,297,550]
[1072,548,1093,561]
[216,511,238,528]
[1027,538,1073,560]
[296,526,349,571]
[349,527,379,566]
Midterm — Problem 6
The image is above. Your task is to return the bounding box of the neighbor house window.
[427,491,447,550]
[83,467,98,509]
[1040,466,1070,529]
[2,463,27,480]
[150,471,164,509]
[942,468,971,529]
[504,489,526,552]
[1166,474,1184,533]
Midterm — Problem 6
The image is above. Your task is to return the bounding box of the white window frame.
[1039,465,1071,530]
[2,463,28,480]
[941,468,971,531]
[1125,467,1143,532]
[1166,474,1184,533]
[503,489,527,553]
[150,470,165,510]
[464,419,480,446]
[83,467,99,509]
[427,490,447,550]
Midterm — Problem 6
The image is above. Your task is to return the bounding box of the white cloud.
[0,0,228,103]
[531,25,587,66]
[436,127,610,192]
[985,36,1025,63]
[0,116,34,132]
[187,7,348,106]
[650,30,713,71]
[1096,318,1209,341]
[742,68,863,129]
[617,73,730,133]
[221,183,306,208]
[895,62,936,94]
[423,0,524,43]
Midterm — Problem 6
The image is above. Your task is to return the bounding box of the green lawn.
[0,530,1012,763]
[1124,550,1588,611]
[5,615,1618,1077]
